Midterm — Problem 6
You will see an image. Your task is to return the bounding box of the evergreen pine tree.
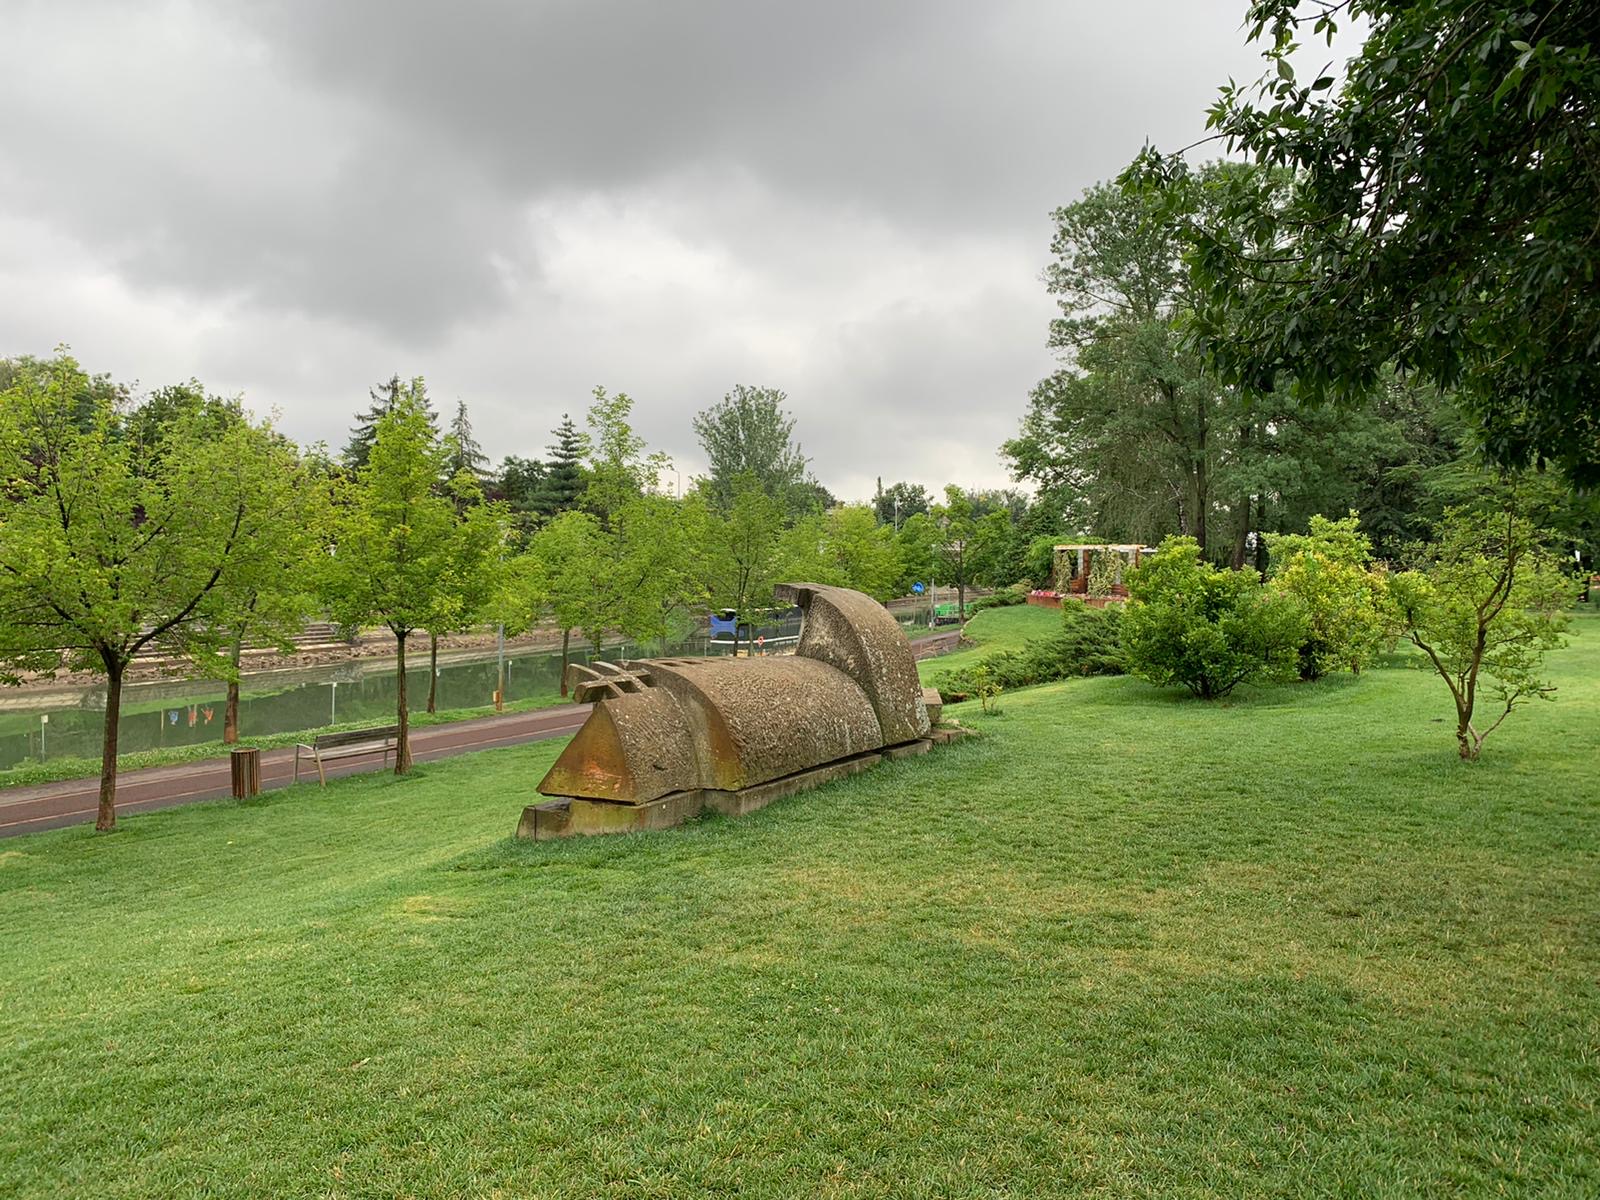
[344,375,436,470]
[443,399,490,483]
[531,413,588,519]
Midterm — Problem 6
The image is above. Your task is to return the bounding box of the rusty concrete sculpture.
[517,582,952,840]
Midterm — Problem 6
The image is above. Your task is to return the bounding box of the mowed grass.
[918,602,1063,687]
[2,614,1597,1197]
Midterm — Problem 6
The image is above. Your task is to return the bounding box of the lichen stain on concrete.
[529,583,943,833]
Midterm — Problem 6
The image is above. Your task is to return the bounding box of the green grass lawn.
[918,602,1063,687]
[2,613,1597,1197]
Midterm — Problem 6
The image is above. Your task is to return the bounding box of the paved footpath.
[0,704,592,838]
[0,633,964,839]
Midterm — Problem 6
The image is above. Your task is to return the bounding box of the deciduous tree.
[322,393,502,772]
[0,351,313,828]
[693,385,813,516]
[1389,506,1569,760]
[1133,0,1600,484]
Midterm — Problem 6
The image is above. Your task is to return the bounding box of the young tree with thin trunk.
[511,511,608,695]
[703,477,784,658]
[1390,506,1570,760]
[422,469,505,713]
[321,394,501,772]
[932,486,978,619]
[0,351,310,829]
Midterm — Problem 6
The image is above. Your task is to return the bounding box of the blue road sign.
[912,582,925,594]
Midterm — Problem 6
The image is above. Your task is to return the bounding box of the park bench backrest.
[314,725,400,750]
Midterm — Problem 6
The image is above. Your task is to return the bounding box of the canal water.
[0,614,929,770]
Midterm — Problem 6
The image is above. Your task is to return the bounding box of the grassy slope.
[2,613,1597,1197]
[918,603,1063,688]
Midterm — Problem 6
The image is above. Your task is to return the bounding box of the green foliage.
[938,605,1126,701]
[528,414,587,521]
[931,486,978,612]
[0,350,319,825]
[969,509,1024,588]
[1266,514,1392,680]
[509,509,608,651]
[1134,0,1600,485]
[583,386,671,525]
[892,512,939,594]
[971,664,1003,714]
[1021,534,1059,590]
[1123,536,1307,698]
[701,476,786,649]
[965,586,1028,614]
[321,393,506,770]
[872,479,931,527]
[1389,506,1570,759]
[692,385,815,517]
[1086,547,1121,597]
[780,505,901,601]
[495,454,546,544]
[344,375,435,470]
[442,399,489,485]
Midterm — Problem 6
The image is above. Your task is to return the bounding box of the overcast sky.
[0,1,1353,502]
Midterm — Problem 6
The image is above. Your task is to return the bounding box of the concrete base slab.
[517,737,950,841]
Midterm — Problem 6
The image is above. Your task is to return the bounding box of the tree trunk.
[1254,496,1270,575]
[97,658,124,832]
[230,604,257,748]
[1194,392,1209,557]
[395,631,412,774]
[1230,495,1251,571]
[224,629,243,745]
[225,680,241,745]
[427,631,439,713]
[559,628,571,697]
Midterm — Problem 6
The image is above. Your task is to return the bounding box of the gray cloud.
[0,0,1349,499]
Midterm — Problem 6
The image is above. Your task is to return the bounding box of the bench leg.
[293,750,299,784]
[316,751,327,788]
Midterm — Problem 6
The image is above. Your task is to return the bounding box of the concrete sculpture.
[517,582,954,840]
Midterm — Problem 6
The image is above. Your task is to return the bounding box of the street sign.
[912,582,924,594]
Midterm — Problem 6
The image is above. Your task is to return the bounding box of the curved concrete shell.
[534,583,935,817]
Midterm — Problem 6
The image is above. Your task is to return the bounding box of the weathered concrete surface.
[776,582,930,743]
[524,748,891,840]
[538,657,882,804]
[528,582,940,836]
[538,689,700,803]
[648,658,881,793]
[701,750,886,819]
[921,686,944,726]
[881,739,933,762]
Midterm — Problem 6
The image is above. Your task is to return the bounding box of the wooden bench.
[294,725,401,786]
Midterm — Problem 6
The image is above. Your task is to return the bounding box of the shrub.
[1266,515,1391,680]
[965,585,1028,613]
[939,605,1124,701]
[1122,536,1307,699]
